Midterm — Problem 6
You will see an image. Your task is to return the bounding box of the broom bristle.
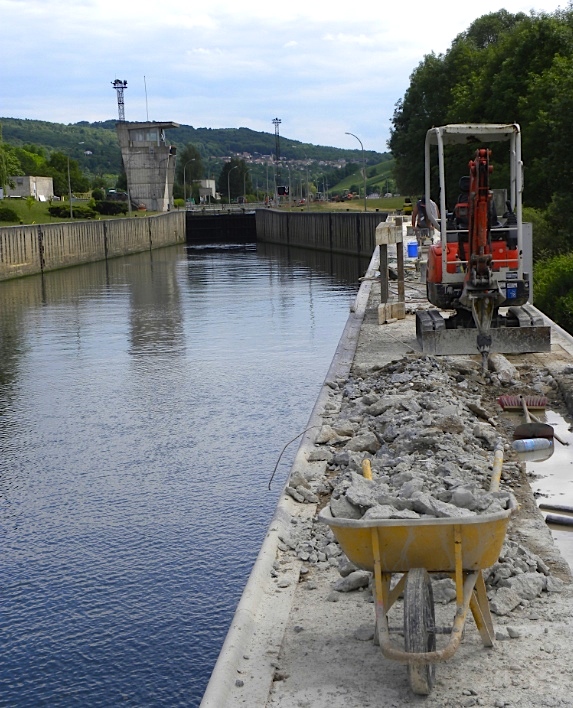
[497,395,548,411]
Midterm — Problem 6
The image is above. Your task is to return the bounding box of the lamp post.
[67,157,73,219]
[345,132,367,212]
[227,164,239,204]
[121,152,132,215]
[183,158,196,208]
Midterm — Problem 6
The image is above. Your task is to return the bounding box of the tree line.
[388,8,573,329]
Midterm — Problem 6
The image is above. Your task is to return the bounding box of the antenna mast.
[112,79,128,122]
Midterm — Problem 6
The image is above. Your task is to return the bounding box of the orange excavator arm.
[467,148,493,285]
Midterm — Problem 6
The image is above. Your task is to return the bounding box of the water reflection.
[0,242,358,707]
[528,410,573,569]
[128,254,186,357]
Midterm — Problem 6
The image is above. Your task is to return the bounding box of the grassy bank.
[283,196,408,213]
[0,198,160,226]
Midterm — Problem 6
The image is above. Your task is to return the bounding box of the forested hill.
[0,117,386,177]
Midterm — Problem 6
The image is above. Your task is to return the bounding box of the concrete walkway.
[201,251,573,708]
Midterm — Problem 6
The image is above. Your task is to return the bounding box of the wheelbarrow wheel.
[404,568,436,695]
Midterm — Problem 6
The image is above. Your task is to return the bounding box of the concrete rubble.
[281,354,564,615]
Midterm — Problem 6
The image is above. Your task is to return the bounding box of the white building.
[4,175,54,201]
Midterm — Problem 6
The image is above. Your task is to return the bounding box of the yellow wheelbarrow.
[318,451,516,695]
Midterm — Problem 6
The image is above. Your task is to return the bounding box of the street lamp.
[67,157,73,219]
[227,164,239,204]
[345,132,367,212]
[183,158,196,207]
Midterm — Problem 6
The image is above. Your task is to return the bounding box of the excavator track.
[415,306,551,356]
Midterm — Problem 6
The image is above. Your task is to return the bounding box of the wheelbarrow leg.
[469,571,495,647]
[371,528,406,647]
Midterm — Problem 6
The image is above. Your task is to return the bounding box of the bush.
[0,206,19,222]
[534,252,573,333]
[93,200,129,216]
[173,198,185,208]
[48,204,97,220]
[92,188,105,201]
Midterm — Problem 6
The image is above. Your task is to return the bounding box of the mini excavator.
[415,124,551,368]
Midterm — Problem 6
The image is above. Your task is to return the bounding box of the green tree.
[534,253,573,330]
[175,144,204,201]
[47,151,89,196]
[389,52,453,194]
[11,145,49,176]
[0,125,22,191]
[217,158,252,202]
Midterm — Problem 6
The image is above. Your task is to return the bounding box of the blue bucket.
[407,242,418,258]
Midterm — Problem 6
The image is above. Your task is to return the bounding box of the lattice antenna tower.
[112,79,128,122]
[272,118,281,162]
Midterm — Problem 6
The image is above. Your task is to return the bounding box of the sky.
[0,0,567,154]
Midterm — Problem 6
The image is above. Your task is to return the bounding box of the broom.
[499,395,569,445]
[497,395,548,411]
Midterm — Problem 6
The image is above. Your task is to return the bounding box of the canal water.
[0,242,365,707]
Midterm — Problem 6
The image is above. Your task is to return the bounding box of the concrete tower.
[115,121,180,212]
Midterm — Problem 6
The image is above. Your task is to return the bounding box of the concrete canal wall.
[0,211,185,281]
[255,209,389,257]
[0,208,387,281]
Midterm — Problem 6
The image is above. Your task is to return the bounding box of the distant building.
[115,121,179,212]
[4,175,54,201]
[197,179,216,203]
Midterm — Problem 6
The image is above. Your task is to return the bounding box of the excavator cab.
[416,124,550,362]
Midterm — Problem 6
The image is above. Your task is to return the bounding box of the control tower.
[115,121,179,212]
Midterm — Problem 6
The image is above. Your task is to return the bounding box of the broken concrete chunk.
[333,570,371,592]
[473,423,498,450]
[488,353,520,383]
[545,576,565,593]
[499,572,546,600]
[345,432,381,454]
[410,491,474,518]
[330,494,363,520]
[338,556,359,577]
[489,587,522,615]
[307,448,333,462]
[316,425,348,444]
[435,415,465,434]
[285,486,305,503]
[432,578,457,604]
[332,421,358,437]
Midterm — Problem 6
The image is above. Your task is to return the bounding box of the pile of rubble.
[280,354,564,614]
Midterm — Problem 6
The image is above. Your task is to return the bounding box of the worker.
[412,195,440,246]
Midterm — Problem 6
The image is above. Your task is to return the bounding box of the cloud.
[0,0,566,149]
